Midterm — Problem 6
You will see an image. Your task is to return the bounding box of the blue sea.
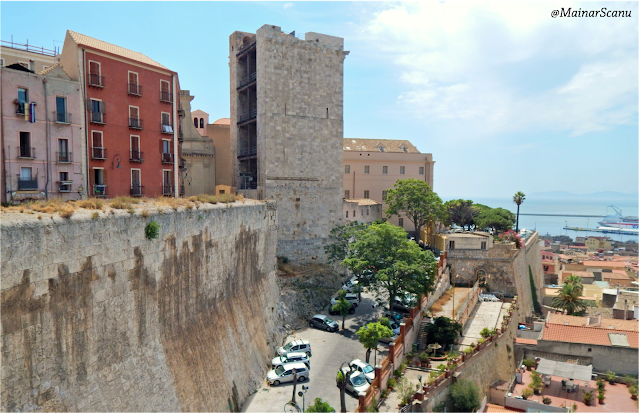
[446,194,639,243]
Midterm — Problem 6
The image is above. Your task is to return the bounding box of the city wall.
[1,200,285,411]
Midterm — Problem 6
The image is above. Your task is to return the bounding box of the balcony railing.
[238,109,257,123]
[129,118,143,129]
[57,151,72,163]
[160,91,173,103]
[90,111,106,124]
[162,184,174,196]
[130,184,144,197]
[92,185,107,197]
[180,185,185,196]
[161,153,174,164]
[238,146,257,157]
[54,111,71,124]
[91,147,107,160]
[161,123,174,134]
[238,72,257,89]
[15,101,26,115]
[130,150,144,163]
[58,181,73,192]
[18,178,38,190]
[128,83,142,96]
[239,180,258,190]
[18,147,35,159]
[88,74,105,88]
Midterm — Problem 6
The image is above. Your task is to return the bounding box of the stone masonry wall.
[1,200,285,412]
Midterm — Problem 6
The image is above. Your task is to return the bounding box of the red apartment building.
[59,30,179,198]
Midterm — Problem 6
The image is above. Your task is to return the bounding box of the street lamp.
[297,385,308,412]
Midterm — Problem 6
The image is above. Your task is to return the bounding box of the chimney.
[29,60,35,72]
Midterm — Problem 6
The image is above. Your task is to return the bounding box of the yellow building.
[585,237,612,251]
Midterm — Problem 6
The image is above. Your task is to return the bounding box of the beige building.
[208,118,232,187]
[585,236,612,251]
[343,199,382,225]
[191,109,209,137]
[343,138,434,234]
[1,42,59,73]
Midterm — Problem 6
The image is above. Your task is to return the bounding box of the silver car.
[272,352,310,370]
[345,370,370,396]
[349,359,375,383]
[266,362,309,386]
[277,339,312,357]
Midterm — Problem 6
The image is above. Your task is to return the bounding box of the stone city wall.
[1,200,285,412]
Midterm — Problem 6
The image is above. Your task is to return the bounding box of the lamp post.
[111,154,122,169]
[297,385,308,412]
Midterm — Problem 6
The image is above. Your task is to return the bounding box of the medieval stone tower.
[229,24,348,263]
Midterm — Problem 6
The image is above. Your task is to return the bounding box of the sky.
[2,1,638,199]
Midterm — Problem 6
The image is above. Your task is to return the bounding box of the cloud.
[360,1,638,139]
[283,3,293,9]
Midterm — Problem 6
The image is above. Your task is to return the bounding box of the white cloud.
[283,3,293,10]
[360,1,638,139]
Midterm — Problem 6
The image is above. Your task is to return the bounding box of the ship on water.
[598,205,639,232]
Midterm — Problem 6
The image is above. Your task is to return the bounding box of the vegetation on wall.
[529,265,542,314]
[145,221,161,240]
[449,379,481,412]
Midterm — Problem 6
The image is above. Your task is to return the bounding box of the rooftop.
[547,313,638,331]
[514,337,538,345]
[541,323,638,348]
[344,198,381,206]
[343,138,420,153]
[213,118,230,125]
[583,260,629,268]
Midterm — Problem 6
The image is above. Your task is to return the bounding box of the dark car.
[309,314,339,332]
[329,302,356,315]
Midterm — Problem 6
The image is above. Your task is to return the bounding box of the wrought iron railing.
[161,153,174,164]
[128,83,142,96]
[238,72,257,89]
[88,74,105,87]
[160,91,173,103]
[92,185,107,197]
[59,181,72,192]
[238,146,257,157]
[130,184,144,197]
[130,150,144,162]
[162,184,174,196]
[57,151,72,163]
[91,147,107,160]
[90,111,106,124]
[129,117,143,129]
[238,109,257,123]
[18,147,35,159]
[15,101,26,115]
[161,123,174,134]
[18,177,38,190]
[54,111,71,124]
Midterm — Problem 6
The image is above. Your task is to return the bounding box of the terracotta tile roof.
[542,324,638,348]
[38,63,60,75]
[583,260,628,268]
[514,337,538,345]
[486,403,521,412]
[547,314,638,331]
[603,271,631,280]
[67,30,169,70]
[213,118,230,125]
[343,138,420,153]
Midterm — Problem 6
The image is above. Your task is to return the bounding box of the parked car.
[266,362,309,386]
[392,292,417,313]
[341,277,360,293]
[329,302,356,315]
[379,319,401,343]
[309,314,339,332]
[272,352,310,370]
[340,368,370,396]
[331,293,360,307]
[382,308,405,322]
[277,339,312,357]
[349,359,375,383]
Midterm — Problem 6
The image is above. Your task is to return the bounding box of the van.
[266,362,309,385]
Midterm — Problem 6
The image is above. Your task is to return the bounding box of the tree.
[474,207,515,232]
[450,379,481,412]
[324,221,367,265]
[357,321,393,364]
[306,398,334,412]
[424,316,462,350]
[564,275,584,292]
[332,289,354,330]
[552,282,587,315]
[342,222,437,312]
[336,363,357,413]
[384,179,444,238]
[513,192,526,232]
[444,199,479,230]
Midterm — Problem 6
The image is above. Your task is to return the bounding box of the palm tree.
[552,282,587,315]
[513,192,526,232]
[564,275,584,293]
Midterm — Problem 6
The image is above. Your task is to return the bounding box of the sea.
[447,194,639,243]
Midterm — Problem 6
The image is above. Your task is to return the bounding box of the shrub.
[110,197,133,210]
[399,362,406,371]
[450,379,481,412]
[478,338,486,345]
[523,359,535,369]
[583,390,593,405]
[145,221,160,240]
[78,198,104,210]
[606,370,616,384]
[480,327,492,338]
[542,396,552,405]
[521,388,533,400]
[388,377,396,388]
[419,352,430,362]
[92,211,99,220]
[624,375,638,387]
[629,384,638,397]
[393,368,403,378]
[463,347,473,355]
[59,206,75,218]
[306,397,334,412]
[396,377,415,406]
[141,209,150,218]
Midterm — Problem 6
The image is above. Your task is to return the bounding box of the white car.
[349,359,375,383]
[266,362,309,386]
[341,368,370,396]
[277,339,312,357]
[331,293,360,307]
[272,352,310,370]
[341,278,359,293]
[379,320,401,343]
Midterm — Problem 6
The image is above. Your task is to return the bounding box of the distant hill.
[531,191,639,199]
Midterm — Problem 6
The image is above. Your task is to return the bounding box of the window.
[352,210,356,217]
[345,165,350,174]
[160,80,171,102]
[128,71,140,95]
[131,169,142,196]
[16,88,28,114]
[419,166,424,175]
[161,140,172,163]
[367,209,369,215]
[91,131,105,159]
[400,166,405,175]
[18,61,29,69]
[130,136,142,161]
[194,117,198,128]
[382,166,388,174]
[346,211,349,218]
[364,190,369,198]
[92,168,107,196]
[399,218,404,227]
[58,139,70,162]
[382,190,387,200]
[19,167,36,190]
[449,240,455,250]
[129,106,142,129]
[364,165,370,174]
[0,58,4,66]
[481,241,487,250]
[344,190,350,199]
[163,170,172,194]
[19,131,32,158]
[361,209,364,216]
[20,167,32,180]
[89,99,105,123]
[59,172,71,192]
[200,118,204,128]
[88,61,102,87]
[161,112,173,133]
[56,96,67,123]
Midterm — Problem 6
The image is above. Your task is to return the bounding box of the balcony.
[238,109,257,124]
[180,185,185,196]
[91,147,107,160]
[160,91,173,103]
[130,150,144,163]
[15,101,27,115]
[92,185,108,197]
[57,151,73,163]
[129,118,143,129]
[239,180,257,190]
[161,153,174,164]
[18,178,38,190]
[161,123,174,134]
[238,146,257,158]
[128,83,142,96]
[90,111,106,124]
[130,184,144,197]
[162,184,174,196]
[237,72,257,90]
[54,111,72,124]
[58,181,73,192]
[18,147,35,159]
[88,74,105,88]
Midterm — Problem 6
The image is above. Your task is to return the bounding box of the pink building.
[1,56,83,202]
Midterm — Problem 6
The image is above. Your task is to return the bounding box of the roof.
[583,260,628,268]
[548,314,638,331]
[565,271,594,278]
[514,337,538,345]
[603,271,631,280]
[67,30,169,70]
[344,198,381,206]
[343,138,420,153]
[38,63,60,75]
[491,380,510,390]
[213,118,230,125]
[485,403,520,412]
[542,323,638,348]
[541,251,557,256]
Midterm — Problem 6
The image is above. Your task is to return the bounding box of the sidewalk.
[377,368,424,412]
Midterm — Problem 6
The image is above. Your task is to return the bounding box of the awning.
[535,358,592,382]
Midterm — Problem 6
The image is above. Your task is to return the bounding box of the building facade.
[208,118,232,188]
[1,41,59,73]
[1,60,83,203]
[343,199,382,225]
[343,138,435,234]
[229,24,347,262]
[59,30,179,198]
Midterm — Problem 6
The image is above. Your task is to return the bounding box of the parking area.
[241,291,394,412]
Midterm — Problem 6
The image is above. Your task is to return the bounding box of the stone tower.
[229,24,348,263]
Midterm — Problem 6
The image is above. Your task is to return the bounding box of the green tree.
[444,199,479,230]
[552,282,587,315]
[449,379,481,412]
[324,221,367,265]
[342,222,437,312]
[513,192,526,231]
[357,321,393,364]
[332,289,354,330]
[306,397,334,412]
[384,179,444,238]
[336,363,357,413]
[474,207,515,232]
[564,275,584,292]
[424,316,462,350]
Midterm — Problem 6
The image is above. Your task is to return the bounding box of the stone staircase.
[417,318,431,352]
